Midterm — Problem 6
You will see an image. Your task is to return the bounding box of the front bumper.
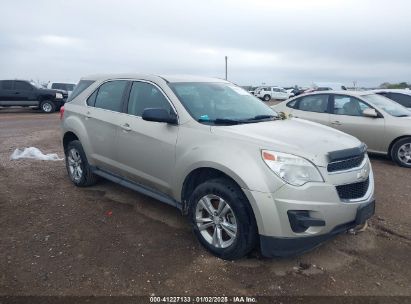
[260,200,375,257]
[242,159,375,257]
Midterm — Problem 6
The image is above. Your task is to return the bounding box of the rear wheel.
[65,140,98,186]
[40,100,55,113]
[188,178,257,260]
[391,137,411,168]
[263,94,271,102]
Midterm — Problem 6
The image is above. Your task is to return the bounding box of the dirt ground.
[0,108,410,297]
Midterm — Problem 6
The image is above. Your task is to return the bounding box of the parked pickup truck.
[0,79,67,113]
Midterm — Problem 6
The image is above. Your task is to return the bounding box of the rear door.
[328,94,386,152]
[84,80,129,172]
[115,80,179,195]
[290,94,331,126]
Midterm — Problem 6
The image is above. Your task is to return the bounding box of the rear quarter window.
[66,80,95,102]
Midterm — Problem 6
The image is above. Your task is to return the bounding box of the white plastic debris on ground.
[10,147,63,161]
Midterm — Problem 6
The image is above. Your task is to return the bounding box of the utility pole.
[225,56,228,80]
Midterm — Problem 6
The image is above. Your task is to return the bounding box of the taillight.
[60,106,65,120]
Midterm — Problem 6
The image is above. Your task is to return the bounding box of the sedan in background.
[372,89,411,109]
[273,91,411,167]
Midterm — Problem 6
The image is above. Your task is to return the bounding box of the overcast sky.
[1,0,410,87]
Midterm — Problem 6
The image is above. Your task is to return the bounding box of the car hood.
[39,88,67,95]
[211,118,362,167]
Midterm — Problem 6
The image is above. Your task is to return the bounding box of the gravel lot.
[0,108,410,297]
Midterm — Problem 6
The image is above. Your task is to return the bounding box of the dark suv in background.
[0,79,67,113]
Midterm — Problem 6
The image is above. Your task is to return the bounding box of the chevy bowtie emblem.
[357,168,368,180]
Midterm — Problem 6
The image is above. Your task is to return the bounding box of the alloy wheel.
[195,194,237,249]
[398,143,411,165]
[67,148,83,182]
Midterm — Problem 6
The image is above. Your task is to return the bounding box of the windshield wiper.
[396,114,410,117]
[244,114,278,121]
[198,118,241,125]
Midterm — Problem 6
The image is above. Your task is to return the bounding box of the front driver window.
[127,81,173,117]
[333,95,370,116]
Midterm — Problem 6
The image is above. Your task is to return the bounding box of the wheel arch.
[63,131,79,152]
[180,166,247,214]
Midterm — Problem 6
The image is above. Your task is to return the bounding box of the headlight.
[262,150,323,186]
[56,93,63,99]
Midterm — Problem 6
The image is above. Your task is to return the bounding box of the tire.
[263,94,271,102]
[391,137,411,168]
[65,140,99,187]
[40,100,56,113]
[188,178,257,260]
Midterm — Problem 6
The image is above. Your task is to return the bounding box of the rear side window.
[14,81,33,91]
[297,95,329,113]
[66,80,94,102]
[127,81,172,116]
[0,80,13,90]
[94,80,128,112]
[387,93,411,108]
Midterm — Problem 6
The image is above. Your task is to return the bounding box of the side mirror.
[363,108,378,118]
[142,108,178,124]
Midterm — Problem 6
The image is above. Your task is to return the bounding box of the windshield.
[362,94,411,117]
[30,81,41,88]
[169,82,278,124]
[52,83,75,91]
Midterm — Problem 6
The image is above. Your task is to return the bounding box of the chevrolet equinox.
[61,74,375,259]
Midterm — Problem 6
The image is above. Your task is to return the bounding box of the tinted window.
[297,95,329,113]
[1,80,13,90]
[66,80,94,102]
[387,93,411,108]
[128,82,172,116]
[333,95,370,116]
[94,81,127,112]
[14,81,33,91]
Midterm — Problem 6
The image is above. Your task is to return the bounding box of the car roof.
[80,73,230,84]
[296,90,372,97]
[370,89,411,95]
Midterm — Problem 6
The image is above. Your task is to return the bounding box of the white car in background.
[47,82,76,95]
[371,89,411,109]
[254,86,292,101]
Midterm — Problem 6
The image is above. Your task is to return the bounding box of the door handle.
[14,92,20,94]
[121,123,131,131]
[331,121,342,125]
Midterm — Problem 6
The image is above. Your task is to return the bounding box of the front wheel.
[188,178,257,260]
[391,137,411,168]
[40,100,56,113]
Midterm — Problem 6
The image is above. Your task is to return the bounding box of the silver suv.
[61,74,375,260]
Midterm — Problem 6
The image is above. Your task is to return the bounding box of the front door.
[329,94,386,152]
[116,81,179,196]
